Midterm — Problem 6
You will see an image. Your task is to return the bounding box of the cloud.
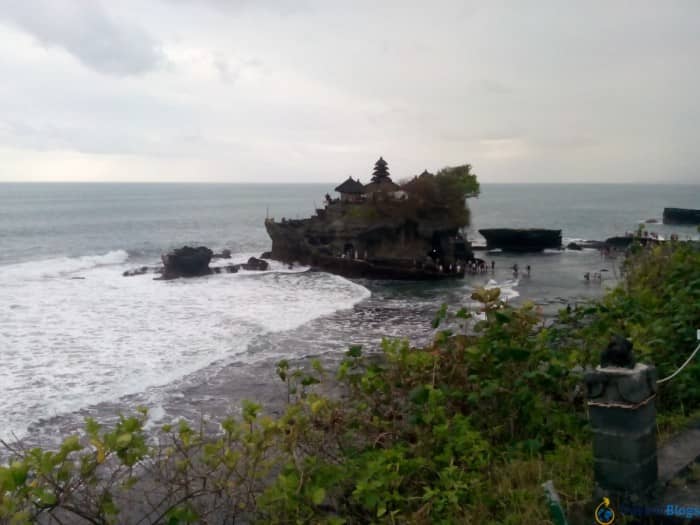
[166,0,311,15]
[0,0,163,75]
[212,55,262,84]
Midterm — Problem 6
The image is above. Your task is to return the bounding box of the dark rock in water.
[310,255,464,280]
[161,246,213,279]
[260,251,272,259]
[567,242,583,251]
[213,249,232,259]
[478,228,562,252]
[604,236,634,248]
[601,335,636,369]
[123,266,151,277]
[663,207,700,225]
[644,218,659,224]
[604,236,661,249]
[241,257,269,271]
[211,265,239,274]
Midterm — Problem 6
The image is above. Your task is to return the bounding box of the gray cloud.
[213,55,262,84]
[0,1,699,182]
[0,0,163,75]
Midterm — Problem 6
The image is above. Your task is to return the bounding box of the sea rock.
[242,257,269,271]
[213,249,232,259]
[604,236,634,249]
[211,265,239,274]
[478,229,562,252]
[260,251,273,259]
[123,266,151,277]
[567,242,583,251]
[161,246,213,279]
[663,207,700,225]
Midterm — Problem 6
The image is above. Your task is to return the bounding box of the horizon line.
[0,181,698,185]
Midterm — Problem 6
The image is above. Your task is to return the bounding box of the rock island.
[265,157,480,279]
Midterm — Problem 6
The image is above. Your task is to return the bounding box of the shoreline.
[3,248,613,456]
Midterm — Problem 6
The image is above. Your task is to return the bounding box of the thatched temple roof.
[335,177,366,194]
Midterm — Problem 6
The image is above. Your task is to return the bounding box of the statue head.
[600,335,636,369]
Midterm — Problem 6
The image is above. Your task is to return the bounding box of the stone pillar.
[585,363,658,500]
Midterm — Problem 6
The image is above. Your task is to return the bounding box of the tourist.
[526,265,531,276]
[491,260,495,271]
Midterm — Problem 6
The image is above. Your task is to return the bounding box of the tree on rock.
[371,157,391,183]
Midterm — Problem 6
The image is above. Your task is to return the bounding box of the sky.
[0,1,698,184]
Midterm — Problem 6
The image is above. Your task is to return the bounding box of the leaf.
[409,386,430,405]
[116,433,132,448]
[312,487,326,505]
[347,345,363,358]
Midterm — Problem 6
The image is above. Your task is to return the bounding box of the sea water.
[0,183,698,444]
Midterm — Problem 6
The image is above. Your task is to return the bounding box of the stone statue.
[600,335,636,369]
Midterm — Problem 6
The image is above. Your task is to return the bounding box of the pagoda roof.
[335,176,366,194]
[364,179,399,193]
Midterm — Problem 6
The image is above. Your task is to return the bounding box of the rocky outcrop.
[123,247,272,280]
[161,246,213,279]
[122,266,156,277]
[478,229,562,252]
[663,208,700,225]
[566,242,583,251]
[603,236,635,249]
[265,216,470,280]
[263,162,478,280]
[241,257,269,271]
[309,255,465,280]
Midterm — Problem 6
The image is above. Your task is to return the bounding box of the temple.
[264,157,478,279]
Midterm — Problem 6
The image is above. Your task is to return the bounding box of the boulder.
[161,246,213,279]
[567,242,583,251]
[663,207,700,225]
[604,236,634,249]
[242,257,269,271]
[260,251,273,259]
[123,266,151,277]
[213,249,232,259]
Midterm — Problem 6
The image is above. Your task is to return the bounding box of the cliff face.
[265,200,471,270]
[478,229,562,251]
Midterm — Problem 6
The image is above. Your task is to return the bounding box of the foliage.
[1,242,698,523]
[545,241,700,411]
[434,165,480,200]
[399,165,479,227]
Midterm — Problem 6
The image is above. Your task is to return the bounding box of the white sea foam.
[0,250,129,281]
[0,251,370,441]
[485,278,520,301]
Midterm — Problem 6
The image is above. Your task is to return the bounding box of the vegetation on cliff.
[1,241,698,524]
[330,163,479,229]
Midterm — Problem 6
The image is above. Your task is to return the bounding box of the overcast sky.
[0,1,697,183]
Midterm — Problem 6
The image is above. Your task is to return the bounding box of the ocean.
[1,183,698,446]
